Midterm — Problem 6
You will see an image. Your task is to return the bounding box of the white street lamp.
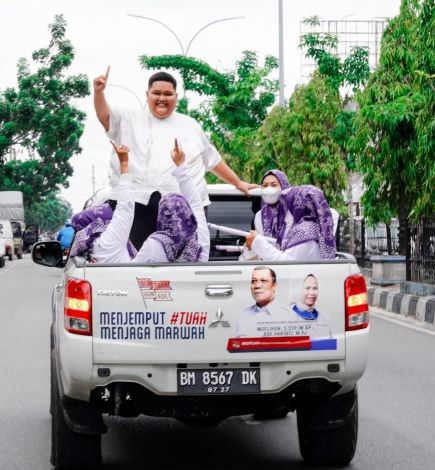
[278,0,285,106]
[127,13,245,57]
[108,83,145,109]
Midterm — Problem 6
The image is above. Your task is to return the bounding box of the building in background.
[300,18,388,82]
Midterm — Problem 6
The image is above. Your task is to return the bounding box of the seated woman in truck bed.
[244,184,336,261]
[70,139,209,263]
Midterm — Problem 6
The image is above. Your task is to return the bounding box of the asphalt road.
[1,256,435,469]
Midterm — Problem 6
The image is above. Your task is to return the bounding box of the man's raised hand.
[171,138,185,167]
[93,66,110,93]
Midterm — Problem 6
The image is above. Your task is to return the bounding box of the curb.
[368,287,435,325]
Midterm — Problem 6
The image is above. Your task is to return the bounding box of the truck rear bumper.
[88,360,349,397]
[88,377,342,422]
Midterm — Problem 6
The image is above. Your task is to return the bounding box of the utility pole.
[278,0,285,105]
[91,164,96,195]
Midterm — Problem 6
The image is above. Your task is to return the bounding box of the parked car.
[0,219,14,261]
[23,224,39,253]
[0,235,5,268]
[10,221,24,259]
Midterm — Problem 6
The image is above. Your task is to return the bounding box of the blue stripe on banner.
[310,338,337,350]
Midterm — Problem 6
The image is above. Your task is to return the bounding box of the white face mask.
[261,187,282,205]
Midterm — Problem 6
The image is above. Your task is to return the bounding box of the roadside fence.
[336,217,435,285]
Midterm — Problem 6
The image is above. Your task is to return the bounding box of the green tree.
[353,0,434,254]
[413,0,434,217]
[25,193,72,233]
[300,16,370,252]
[253,73,347,211]
[139,51,278,181]
[0,15,89,208]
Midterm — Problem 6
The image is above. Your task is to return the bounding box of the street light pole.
[184,17,245,56]
[108,83,145,109]
[128,14,186,54]
[278,0,285,106]
[127,13,245,56]
[86,144,112,194]
[91,163,95,195]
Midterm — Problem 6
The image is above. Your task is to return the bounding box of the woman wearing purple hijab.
[244,184,336,261]
[240,169,292,260]
[255,170,291,242]
[70,140,209,263]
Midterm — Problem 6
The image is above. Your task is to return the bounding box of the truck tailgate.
[86,262,352,364]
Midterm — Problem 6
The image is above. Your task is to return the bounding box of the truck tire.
[51,362,102,469]
[297,389,358,467]
[50,349,55,415]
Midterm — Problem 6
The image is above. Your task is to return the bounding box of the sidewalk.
[363,270,435,325]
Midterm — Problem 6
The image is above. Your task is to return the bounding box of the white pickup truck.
[33,185,369,469]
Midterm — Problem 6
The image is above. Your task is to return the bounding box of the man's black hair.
[148,72,177,90]
[253,266,277,284]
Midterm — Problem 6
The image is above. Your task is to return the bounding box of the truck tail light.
[64,278,92,335]
[344,274,369,331]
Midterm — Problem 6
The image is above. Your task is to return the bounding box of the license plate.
[177,368,260,395]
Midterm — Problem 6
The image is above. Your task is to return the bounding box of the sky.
[0,0,402,213]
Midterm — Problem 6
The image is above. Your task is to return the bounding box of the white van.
[0,236,5,267]
[0,219,14,261]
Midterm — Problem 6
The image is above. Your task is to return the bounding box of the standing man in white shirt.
[235,266,289,338]
[93,67,257,249]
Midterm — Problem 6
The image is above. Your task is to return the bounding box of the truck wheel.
[51,364,102,468]
[50,350,55,415]
[297,389,358,467]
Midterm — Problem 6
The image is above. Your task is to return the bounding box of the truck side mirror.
[32,241,64,268]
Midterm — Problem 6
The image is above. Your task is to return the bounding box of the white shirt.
[107,107,222,206]
[92,164,210,263]
[251,235,321,261]
[235,300,291,338]
[239,209,294,261]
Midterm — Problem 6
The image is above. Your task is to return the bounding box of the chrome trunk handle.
[205,285,233,297]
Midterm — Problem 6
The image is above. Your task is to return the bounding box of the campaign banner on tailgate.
[97,268,338,351]
[227,267,337,352]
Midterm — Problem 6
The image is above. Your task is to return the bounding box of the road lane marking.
[370,307,435,337]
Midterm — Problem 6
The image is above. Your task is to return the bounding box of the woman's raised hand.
[171,138,185,167]
[110,140,129,174]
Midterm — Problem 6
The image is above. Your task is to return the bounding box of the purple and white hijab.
[70,203,137,260]
[281,185,336,259]
[149,193,202,262]
[260,169,290,247]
